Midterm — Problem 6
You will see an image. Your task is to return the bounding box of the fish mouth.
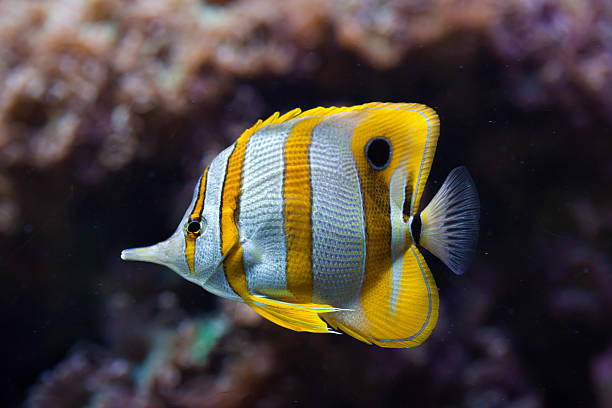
[121,230,185,274]
[121,245,165,263]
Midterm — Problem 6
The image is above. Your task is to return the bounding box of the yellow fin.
[248,296,342,333]
[243,108,303,136]
[245,102,436,145]
[243,105,358,136]
[323,246,439,348]
[324,319,372,345]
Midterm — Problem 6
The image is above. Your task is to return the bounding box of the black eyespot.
[365,137,392,170]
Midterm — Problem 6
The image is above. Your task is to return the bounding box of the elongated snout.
[121,231,185,274]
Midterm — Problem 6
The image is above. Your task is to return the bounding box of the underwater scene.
[1,0,611,407]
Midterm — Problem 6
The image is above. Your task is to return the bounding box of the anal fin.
[323,246,439,348]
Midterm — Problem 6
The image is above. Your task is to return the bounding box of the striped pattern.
[220,134,251,300]
[189,168,208,221]
[201,103,440,347]
[198,145,242,302]
[184,167,208,275]
[323,103,440,347]
[283,117,323,303]
[371,246,437,345]
[219,110,302,300]
[310,116,366,308]
[348,108,394,330]
[240,121,294,298]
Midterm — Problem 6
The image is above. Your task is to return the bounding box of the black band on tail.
[411,214,422,245]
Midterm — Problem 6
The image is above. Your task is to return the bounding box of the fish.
[121,102,480,348]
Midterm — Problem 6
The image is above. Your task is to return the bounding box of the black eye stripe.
[365,137,392,170]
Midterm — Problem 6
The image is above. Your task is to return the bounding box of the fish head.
[121,168,223,287]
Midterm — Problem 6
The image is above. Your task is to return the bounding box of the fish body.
[122,102,480,348]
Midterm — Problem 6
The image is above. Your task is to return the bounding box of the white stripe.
[389,168,408,313]
[199,144,242,302]
[310,116,366,308]
[239,121,295,298]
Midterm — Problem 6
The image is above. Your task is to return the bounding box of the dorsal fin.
[243,108,302,136]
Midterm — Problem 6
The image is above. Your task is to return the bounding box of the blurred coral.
[27,291,542,408]
[26,291,273,408]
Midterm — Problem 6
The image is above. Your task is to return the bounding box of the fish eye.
[365,137,392,170]
[184,217,206,238]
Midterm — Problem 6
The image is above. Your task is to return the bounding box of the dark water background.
[1,1,611,407]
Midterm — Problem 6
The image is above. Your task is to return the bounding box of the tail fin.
[418,166,479,275]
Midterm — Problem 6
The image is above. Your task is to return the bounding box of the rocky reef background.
[1,0,611,406]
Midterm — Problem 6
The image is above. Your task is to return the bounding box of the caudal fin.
[419,166,480,275]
